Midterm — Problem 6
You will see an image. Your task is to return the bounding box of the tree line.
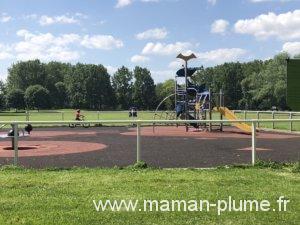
[0,60,156,111]
[193,52,292,110]
[0,52,296,111]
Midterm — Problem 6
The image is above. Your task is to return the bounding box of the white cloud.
[24,14,38,20]
[151,70,175,83]
[81,35,124,50]
[234,10,300,40]
[136,28,168,40]
[207,0,217,5]
[12,30,124,61]
[115,0,133,8]
[211,19,229,34]
[75,12,88,19]
[14,30,81,61]
[141,0,159,2]
[168,59,183,69]
[131,54,150,63]
[95,20,106,26]
[106,65,118,75]
[0,52,13,60]
[282,42,300,56]
[39,15,79,26]
[0,44,13,60]
[197,48,247,64]
[250,0,293,2]
[0,13,12,23]
[142,42,192,55]
[115,0,160,8]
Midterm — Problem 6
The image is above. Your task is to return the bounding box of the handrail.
[233,110,300,114]
[4,118,300,167]
[2,118,300,125]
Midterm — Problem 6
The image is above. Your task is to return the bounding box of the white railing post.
[13,123,19,166]
[272,111,275,129]
[136,122,141,162]
[257,111,260,127]
[251,122,256,166]
[289,112,293,132]
[26,111,29,121]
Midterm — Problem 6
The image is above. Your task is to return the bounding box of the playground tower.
[175,53,223,131]
[154,53,252,133]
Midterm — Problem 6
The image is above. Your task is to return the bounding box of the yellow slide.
[215,107,252,133]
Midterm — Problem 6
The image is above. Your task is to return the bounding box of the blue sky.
[0,0,299,83]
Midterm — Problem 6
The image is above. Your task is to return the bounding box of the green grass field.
[0,164,299,225]
[0,109,300,131]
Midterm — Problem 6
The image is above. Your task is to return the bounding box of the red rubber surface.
[0,141,107,157]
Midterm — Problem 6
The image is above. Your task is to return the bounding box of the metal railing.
[232,110,300,131]
[22,110,163,121]
[2,118,300,167]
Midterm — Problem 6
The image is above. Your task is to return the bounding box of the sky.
[0,0,300,83]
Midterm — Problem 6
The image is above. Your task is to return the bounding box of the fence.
[2,109,300,131]
[232,110,300,132]
[2,118,300,168]
[0,110,161,121]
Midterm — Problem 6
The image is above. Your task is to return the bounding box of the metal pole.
[174,79,177,119]
[136,122,141,162]
[251,122,256,166]
[289,112,293,132]
[184,60,188,132]
[272,111,275,129]
[219,89,223,131]
[257,111,260,128]
[26,111,29,121]
[209,88,212,132]
[13,124,18,166]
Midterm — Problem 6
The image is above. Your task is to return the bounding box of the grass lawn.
[0,165,299,225]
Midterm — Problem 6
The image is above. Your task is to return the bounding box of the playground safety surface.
[0,126,299,168]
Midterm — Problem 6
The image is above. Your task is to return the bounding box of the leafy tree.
[25,85,50,110]
[133,67,156,110]
[85,64,115,109]
[65,64,115,109]
[7,60,46,90]
[248,53,288,110]
[45,62,72,104]
[53,82,68,108]
[239,60,265,109]
[194,63,245,109]
[0,81,7,110]
[6,89,25,111]
[155,79,175,110]
[112,66,133,109]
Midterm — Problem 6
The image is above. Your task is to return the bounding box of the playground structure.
[154,53,252,133]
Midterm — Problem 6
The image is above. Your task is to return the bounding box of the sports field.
[0,164,299,225]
